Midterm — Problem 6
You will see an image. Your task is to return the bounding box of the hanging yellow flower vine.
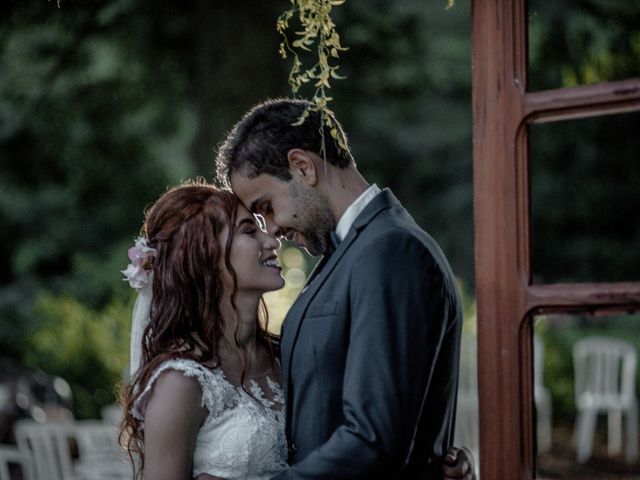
[276,0,350,153]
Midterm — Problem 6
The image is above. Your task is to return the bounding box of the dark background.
[1,0,638,444]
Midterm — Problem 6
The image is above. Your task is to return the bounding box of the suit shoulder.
[354,208,458,285]
[352,224,436,273]
[358,209,437,256]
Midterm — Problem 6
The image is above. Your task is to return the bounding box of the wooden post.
[472,0,640,478]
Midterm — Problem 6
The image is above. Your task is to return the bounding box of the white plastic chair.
[533,334,552,453]
[573,336,638,463]
[14,420,74,480]
[14,419,129,480]
[454,333,480,473]
[0,445,33,480]
[100,404,123,428]
[72,421,130,480]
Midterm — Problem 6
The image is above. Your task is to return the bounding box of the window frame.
[471,1,640,478]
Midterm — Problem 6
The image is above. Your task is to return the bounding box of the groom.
[216,98,472,479]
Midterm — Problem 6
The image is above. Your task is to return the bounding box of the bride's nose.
[261,231,281,250]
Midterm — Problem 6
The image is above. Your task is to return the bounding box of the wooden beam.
[525,78,640,123]
[526,283,640,313]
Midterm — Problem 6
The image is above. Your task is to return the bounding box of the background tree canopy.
[0,0,473,418]
[1,0,637,425]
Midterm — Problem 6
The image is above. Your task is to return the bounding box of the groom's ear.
[287,149,318,187]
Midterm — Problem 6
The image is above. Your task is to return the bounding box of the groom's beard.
[288,182,335,257]
[298,225,331,257]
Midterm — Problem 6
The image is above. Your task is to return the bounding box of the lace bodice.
[132,358,288,479]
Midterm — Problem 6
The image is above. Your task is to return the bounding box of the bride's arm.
[143,370,207,480]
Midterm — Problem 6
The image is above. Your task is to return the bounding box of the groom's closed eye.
[249,197,264,214]
[255,201,272,217]
[260,203,273,216]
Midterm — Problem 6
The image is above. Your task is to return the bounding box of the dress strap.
[131,358,237,420]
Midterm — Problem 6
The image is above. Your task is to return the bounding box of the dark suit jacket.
[272,189,463,479]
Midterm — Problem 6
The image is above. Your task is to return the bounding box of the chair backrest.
[573,336,638,409]
[73,420,121,458]
[0,445,32,480]
[101,403,124,428]
[14,420,74,480]
[14,420,122,480]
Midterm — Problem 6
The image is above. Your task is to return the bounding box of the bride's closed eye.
[237,217,258,236]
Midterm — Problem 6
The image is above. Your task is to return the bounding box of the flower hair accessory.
[122,237,157,291]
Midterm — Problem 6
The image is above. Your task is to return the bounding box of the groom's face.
[230,170,334,256]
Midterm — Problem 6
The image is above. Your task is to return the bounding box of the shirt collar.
[335,184,382,241]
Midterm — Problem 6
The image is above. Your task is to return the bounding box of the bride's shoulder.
[144,367,205,411]
[133,358,234,420]
[153,358,235,397]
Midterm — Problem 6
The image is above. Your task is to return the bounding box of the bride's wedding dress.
[133,358,288,479]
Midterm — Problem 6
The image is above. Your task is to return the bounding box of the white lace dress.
[132,358,288,480]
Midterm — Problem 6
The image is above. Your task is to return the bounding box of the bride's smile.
[222,205,285,295]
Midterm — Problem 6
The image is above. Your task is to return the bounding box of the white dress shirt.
[334,184,382,241]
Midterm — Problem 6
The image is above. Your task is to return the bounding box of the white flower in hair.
[122,237,157,291]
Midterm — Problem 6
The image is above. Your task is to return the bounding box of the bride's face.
[220,205,284,294]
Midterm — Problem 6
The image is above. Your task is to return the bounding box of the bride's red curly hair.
[118,179,274,478]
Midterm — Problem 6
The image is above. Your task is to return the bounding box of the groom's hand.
[443,446,476,480]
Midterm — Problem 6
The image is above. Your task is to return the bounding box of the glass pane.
[528,1,640,91]
[533,312,640,478]
[529,111,640,284]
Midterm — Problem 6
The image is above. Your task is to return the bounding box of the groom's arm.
[273,233,458,478]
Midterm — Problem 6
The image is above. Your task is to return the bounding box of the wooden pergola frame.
[471,1,640,478]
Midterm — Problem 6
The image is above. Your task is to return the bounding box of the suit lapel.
[281,229,357,376]
[280,189,399,378]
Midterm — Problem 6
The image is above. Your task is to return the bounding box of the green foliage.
[277,0,349,153]
[331,0,474,285]
[24,292,132,418]
[528,0,640,89]
[530,112,640,284]
[0,0,200,418]
[0,0,290,420]
[0,0,188,291]
[527,1,640,430]
[3,0,634,424]
[527,1,640,284]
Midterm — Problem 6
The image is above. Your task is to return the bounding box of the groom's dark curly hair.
[216,98,354,186]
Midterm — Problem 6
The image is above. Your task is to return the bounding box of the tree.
[0,0,476,417]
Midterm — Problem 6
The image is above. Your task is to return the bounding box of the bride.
[118,179,474,480]
[119,180,287,479]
